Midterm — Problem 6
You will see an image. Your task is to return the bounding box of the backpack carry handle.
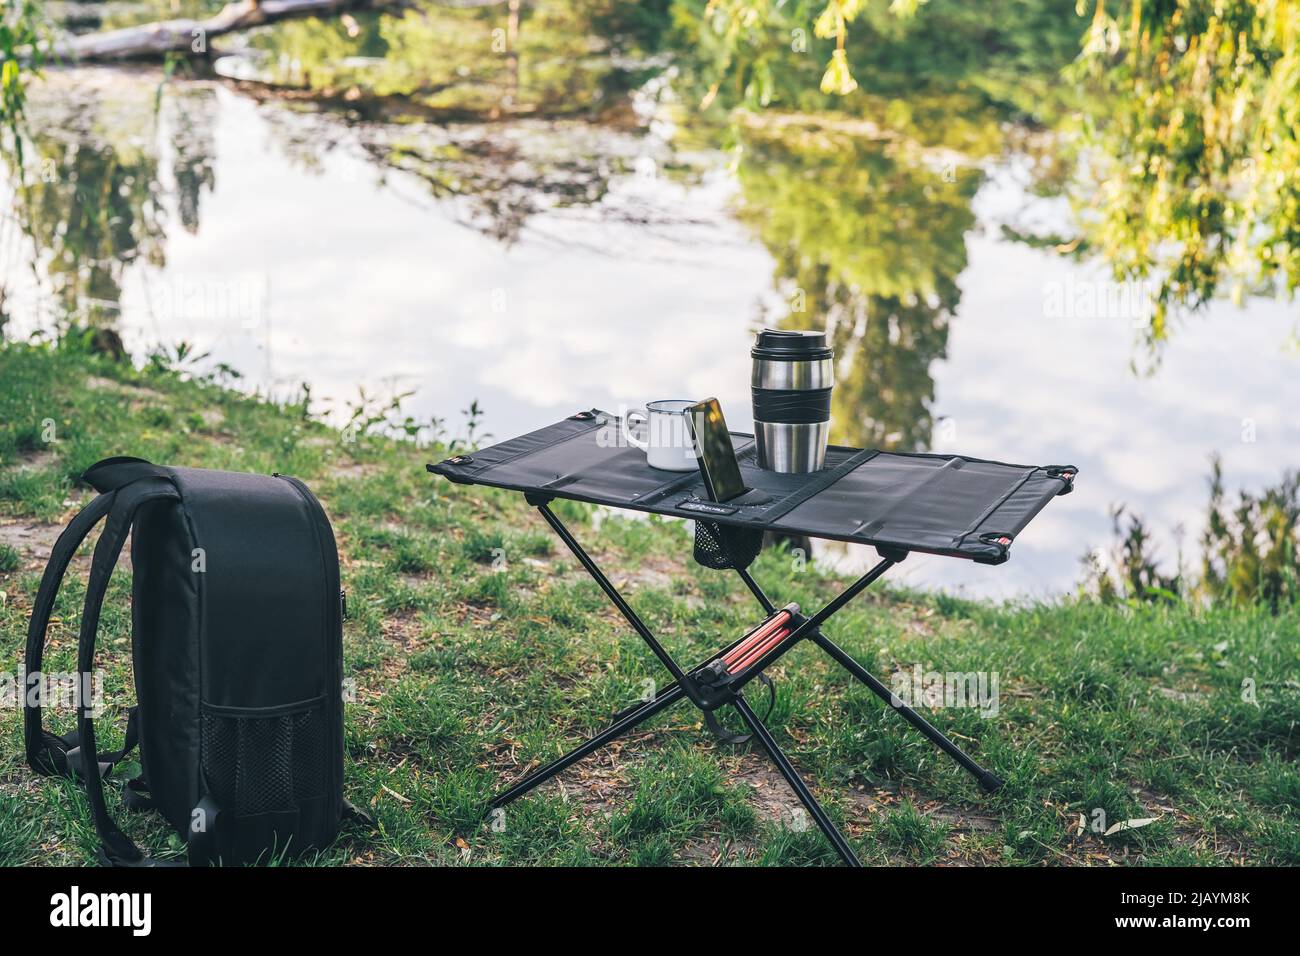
[82,456,172,493]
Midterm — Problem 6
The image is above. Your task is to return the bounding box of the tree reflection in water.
[3,0,1293,453]
[733,113,983,451]
[5,76,218,330]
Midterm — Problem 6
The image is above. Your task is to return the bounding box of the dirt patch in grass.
[608,559,684,594]
[929,805,999,833]
[729,758,819,827]
[380,610,428,653]
[485,720,695,810]
[0,520,64,565]
[84,376,162,400]
[330,459,383,480]
[2,449,58,474]
[541,748,635,816]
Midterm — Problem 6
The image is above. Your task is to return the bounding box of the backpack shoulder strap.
[24,491,115,776]
[24,456,171,778]
[76,476,185,867]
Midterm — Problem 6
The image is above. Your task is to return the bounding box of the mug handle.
[622,410,649,451]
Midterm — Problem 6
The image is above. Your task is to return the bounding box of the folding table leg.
[535,502,693,689]
[488,684,687,812]
[813,633,1003,793]
[732,694,861,867]
[735,566,776,615]
[733,564,1003,793]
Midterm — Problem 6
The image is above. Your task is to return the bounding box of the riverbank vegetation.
[0,340,1295,865]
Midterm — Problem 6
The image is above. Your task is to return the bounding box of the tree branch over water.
[27,0,415,63]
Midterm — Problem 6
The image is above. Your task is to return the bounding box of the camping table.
[428,409,1076,866]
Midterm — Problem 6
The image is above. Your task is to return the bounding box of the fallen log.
[36,0,411,63]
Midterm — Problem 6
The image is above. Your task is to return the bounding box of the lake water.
[3,65,1297,598]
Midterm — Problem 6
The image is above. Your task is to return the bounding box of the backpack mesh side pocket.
[201,703,328,816]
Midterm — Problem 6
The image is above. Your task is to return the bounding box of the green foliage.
[1081,505,1183,604]
[674,1,1084,118]
[686,0,1295,348]
[1201,455,1300,610]
[686,0,907,102]
[1082,456,1300,610]
[1070,0,1300,343]
[0,0,44,166]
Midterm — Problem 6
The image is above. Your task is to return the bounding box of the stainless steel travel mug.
[751,329,834,473]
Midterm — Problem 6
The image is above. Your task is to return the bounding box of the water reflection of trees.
[2,0,677,330]
[13,0,1293,391]
[734,115,982,451]
[244,1,668,119]
[1068,1,1300,344]
[361,130,621,245]
[170,90,218,233]
[5,79,218,328]
[243,97,648,245]
[664,1,1074,452]
[3,70,654,322]
[6,6,998,451]
[678,0,1297,347]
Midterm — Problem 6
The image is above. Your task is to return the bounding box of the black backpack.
[24,456,357,866]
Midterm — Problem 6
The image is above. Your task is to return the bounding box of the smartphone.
[685,398,747,503]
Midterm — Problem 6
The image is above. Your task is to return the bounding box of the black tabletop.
[428,409,1076,565]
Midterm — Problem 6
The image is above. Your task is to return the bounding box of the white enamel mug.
[623,399,698,471]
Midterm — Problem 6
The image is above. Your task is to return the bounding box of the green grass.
[0,341,1297,865]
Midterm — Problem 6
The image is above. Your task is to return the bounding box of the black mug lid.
[752,328,833,361]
